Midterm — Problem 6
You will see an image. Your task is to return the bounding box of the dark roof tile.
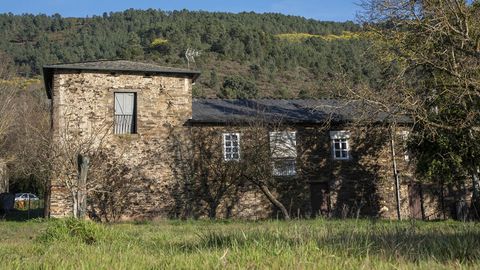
[43,60,200,75]
[191,99,411,124]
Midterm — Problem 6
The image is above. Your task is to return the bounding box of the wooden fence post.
[77,154,89,219]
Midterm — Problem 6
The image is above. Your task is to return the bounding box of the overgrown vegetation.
[0,219,479,269]
[0,10,378,98]
[353,0,480,215]
[37,218,108,244]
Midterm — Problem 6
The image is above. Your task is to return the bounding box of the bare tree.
[0,53,17,157]
[169,126,248,219]
[49,112,111,218]
[0,54,16,195]
[238,118,293,220]
[169,115,299,220]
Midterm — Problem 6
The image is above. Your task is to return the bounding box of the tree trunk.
[0,161,8,193]
[471,166,479,200]
[471,166,480,219]
[72,190,78,219]
[77,154,89,219]
[43,178,51,218]
[258,183,290,220]
[207,201,218,219]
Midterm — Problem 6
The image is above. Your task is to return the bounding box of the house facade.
[43,60,445,221]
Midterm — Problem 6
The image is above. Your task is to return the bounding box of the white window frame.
[330,131,350,160]
[269,131,297,176]
[269,131,297,158]
[223,133,240,161]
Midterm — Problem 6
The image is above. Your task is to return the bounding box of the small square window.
[223,133,240,161]
[330,131,350,160]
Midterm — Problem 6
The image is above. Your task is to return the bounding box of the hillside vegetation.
[0,10,379,98]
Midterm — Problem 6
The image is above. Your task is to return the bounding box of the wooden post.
[27,196,30,219]
[77,154,90,219]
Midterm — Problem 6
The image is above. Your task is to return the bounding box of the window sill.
[273,174,297,178]
[113,133,140,140]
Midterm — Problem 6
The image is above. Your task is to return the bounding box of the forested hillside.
[0,9,378,98]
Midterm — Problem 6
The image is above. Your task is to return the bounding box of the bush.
[219,76,258,99]
[37,218,108,245]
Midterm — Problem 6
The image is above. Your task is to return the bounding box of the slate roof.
[43,60,200,76]
[43,60,200,98]
[191,99,411,124]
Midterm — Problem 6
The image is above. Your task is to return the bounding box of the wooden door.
[408,183,424,219]
[311,182,330,218]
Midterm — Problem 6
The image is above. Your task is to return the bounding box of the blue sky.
[0,0,360,22]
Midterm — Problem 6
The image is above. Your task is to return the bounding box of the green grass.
[0,219,479,269]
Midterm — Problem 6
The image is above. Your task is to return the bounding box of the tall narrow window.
[330,131,350,160]
[223,133,240,161]
[270,131,297,176]
[114,92,136,134]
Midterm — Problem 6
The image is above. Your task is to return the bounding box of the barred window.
[272,159,296,176]
[223,133,240,161]
[114,92,137,134]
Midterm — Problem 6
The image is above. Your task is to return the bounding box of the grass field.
[0,218,479,269]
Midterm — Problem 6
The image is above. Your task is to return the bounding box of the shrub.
[219,76,258,99]
[37,218,108,245]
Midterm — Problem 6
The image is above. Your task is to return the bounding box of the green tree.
[208,69,218,89]
[219,76,258,99]
[122,32,144,60]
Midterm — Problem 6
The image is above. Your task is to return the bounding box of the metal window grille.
[114,114,135,134]
[114,92,136,134]
[223,133,240,161]
[272,159,296,176]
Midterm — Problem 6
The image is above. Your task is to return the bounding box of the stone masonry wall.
[50,70,192,220]
[49,70,444,220]
[184,124,444,220]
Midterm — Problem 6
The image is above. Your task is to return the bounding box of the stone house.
[43,60,446,221]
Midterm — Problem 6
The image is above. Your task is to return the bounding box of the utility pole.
[390,125,402,220]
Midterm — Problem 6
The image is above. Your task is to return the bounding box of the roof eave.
[42,65,200,78]
[43,67,53,99]
[42,66,201,99]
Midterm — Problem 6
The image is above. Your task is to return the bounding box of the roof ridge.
[44,58,126,66]
[44,59,195,71]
